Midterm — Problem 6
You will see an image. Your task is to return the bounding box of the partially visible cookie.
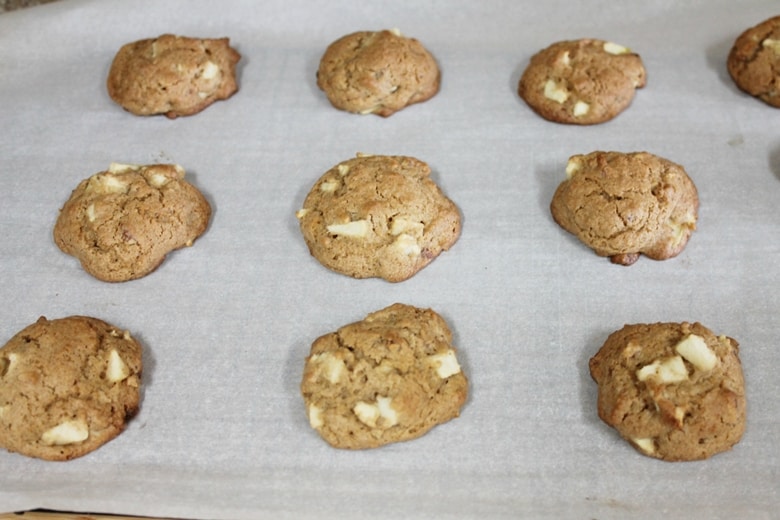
[0,316,143,461]
[589,322,746,461]
[54,163,211,282]
[301,303,468,449]
[316,29,440,116]
[107,34,241,118]
[518,39,646,124]
[727,16,780,107]
[550,151,698,265]
[296,154,460,282]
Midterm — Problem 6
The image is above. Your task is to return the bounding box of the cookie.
[107,34,241,118]
[518,39,646,124]
[589,322,746,461]
[0,316,143,461]
[301,303,468,449]
[316,29,440,116]
[550,151,698,265]
[54,163,211,282]
[727,16,780,107]
[296,154,460,282]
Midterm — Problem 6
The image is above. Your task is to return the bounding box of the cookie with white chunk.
[727,15,780,107]
[296,154,460,282]
[54,163,211,282]
[518,39,646,124]
[0,316,143,461]
[589,322,746,461]
[301,303,468,449]
[550,151,698,265]
[107,34,240,118]
[316,29,440,116]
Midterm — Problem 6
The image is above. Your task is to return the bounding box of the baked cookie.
[550,151,698,265]
[518,39,646,124]
[0,316,143,461]
[589,322,746,461]
[301,303,468,449]
[54,163,211,282]
[727,16,780,107]
[107,34,240,118]
[316,29,440,116]
[296,154,460,282]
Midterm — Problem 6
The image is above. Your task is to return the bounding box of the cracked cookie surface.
[316,29,440,116]
[0,316,143,461]
[727,15,780,107]
[301,303,468,449]
[296,154,460,282]
[107,34,241,118]
[54,163,211,282]
[589,322,746,461]
[550,151,698,265]
[518,39,646,124]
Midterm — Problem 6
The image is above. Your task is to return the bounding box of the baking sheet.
[1,0,779,518]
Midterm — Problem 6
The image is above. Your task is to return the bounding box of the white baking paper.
[1,0,779,518]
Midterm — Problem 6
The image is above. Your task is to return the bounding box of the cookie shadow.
[284,335,310,429]
[133,331,155,412]
[770,142,780,182]
[578,328,610,427]
[705,34,738,91]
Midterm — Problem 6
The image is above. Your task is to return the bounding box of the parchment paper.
[1,0,778,518]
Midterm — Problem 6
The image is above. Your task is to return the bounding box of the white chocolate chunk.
[337,164,350,176]
[0,405,7,418]
[327,220,370,238]
[636,356,688,384]
[1,353,18,377]
[560,51,571,66]
[295,208,309,219]
[632,437,656,455]
[353,396,398,428]
[320,179,340,193]
[201,61,219,80]
[108,162,140,174]
[389,217,424,236]
[148,172,170,188]
[393,233,421,257]
[762,38,780,53]
[310,352,345,384]
[389,28,402,37]
[87,173,131,195]
[573,100,590,117]
[603,41,631,55]
[41,419,89,446]
[308,404,323,429]
[429,350,462,378]
[544,79,569,104]
[106,349,130,383]
[565,158,582,178]
[86,203,97,222]
[675,334,718,372]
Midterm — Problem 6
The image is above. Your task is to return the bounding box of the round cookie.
[54,163,211,282]
[0,316,143,461]
[296,154,460,282]
[589,322,746,461]
[518,39,646,124]
[301,303,468,449]
[550,151,698,265]
[727,16,780,107]
[316,29,440,117]
[107,34,241,118]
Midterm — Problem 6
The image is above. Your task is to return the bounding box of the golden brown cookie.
[727,15,780,107]
[518,39,646,124]
[54,163,211,282]
[550,151,698,265]
[296,154,460,282]
[316,29,440,116]
[301,303,468,449]
[0,316,143,461]
[107,34,241,118]
[589,322,746,461]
